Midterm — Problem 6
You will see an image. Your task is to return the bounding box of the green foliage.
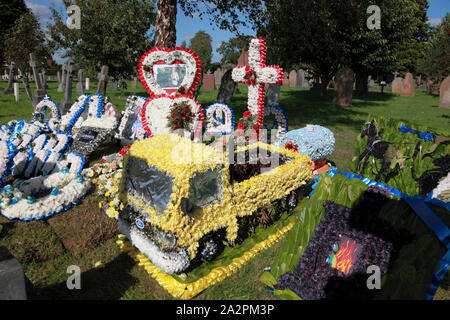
[419,13,450,84]
[166,101,195,131]
[3,11,50,74]
[258,0,428,93]
[348,116,450,195]
[0,0,29,64]
[47,0,156,80]
[263,172,450,299]
[216,35,252,65]
[189,30,213,72]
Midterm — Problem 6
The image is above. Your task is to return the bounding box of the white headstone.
[85,77,90,91]
[13,83,19,102]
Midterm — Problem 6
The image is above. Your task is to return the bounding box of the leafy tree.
[216,35,252,65]
[419,13,450,85]
[259,0,428,95]
[189,31,212,72]
[0,0,29,65]
[3,11,50,101]
[47,0,156,80]
[154,0,265,48]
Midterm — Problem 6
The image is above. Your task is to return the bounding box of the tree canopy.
[189,31,213,72]
[0,0,30,65]
[47,0,157,80]
[3,11,50,75]
[258,0,429,94]
[419,13,450,84]
[216,35,252,65]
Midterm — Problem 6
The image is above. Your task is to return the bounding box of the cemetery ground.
[0,79,449,300]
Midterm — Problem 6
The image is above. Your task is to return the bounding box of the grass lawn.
[0,79,449,300]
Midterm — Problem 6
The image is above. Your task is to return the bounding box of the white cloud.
[428,18,442,27]
[25,1,52,26]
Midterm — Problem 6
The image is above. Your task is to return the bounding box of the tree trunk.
[154,0,177,48]
[355,70,368,94]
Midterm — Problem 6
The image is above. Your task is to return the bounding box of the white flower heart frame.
[138,47,201,97]
[140,95,203,139]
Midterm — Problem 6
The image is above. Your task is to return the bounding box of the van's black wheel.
[286,191,298,212]
[197,231,225,262]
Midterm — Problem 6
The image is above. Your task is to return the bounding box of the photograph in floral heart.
[0,0,449,302]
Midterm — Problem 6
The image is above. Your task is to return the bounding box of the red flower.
[237,122,246,130]
[253,124,260,131]
[243,111,252,118]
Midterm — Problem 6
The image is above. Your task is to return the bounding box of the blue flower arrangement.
[278,125,335,161]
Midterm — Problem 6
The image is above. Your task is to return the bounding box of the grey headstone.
[110,81,118,90]
[289,70,297,87]
[57,63,67,92]
[0,246,27,300]
[214,68,224,86]
[60,59,75,113]
[216,69,236,103]
[2,62,15,94]
[297,69,308,88]
[266,84,281,106]
[76,69,84,95]
[332,67,354,106]
[131,77,137,89]
[96,65,109,96]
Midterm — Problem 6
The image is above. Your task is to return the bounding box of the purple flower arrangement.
[275,186,411,299]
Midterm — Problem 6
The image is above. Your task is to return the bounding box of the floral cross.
[232,37,284,126]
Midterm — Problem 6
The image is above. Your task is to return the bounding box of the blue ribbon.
[398,125,435,142]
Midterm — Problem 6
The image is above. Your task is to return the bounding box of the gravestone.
[332,67,354,106]
[110,80,118,90]
[85,77,90,91]
[297,69,308,88]
[203,73,215,90]
[400,73,415,97]
[131,77,137,89]
[41,69,48,90]
[289,70,297,87]
[2,62,15,94]
[29,53,46,107]
[0,246,27,300]
[237,48,249,66]
[368,78,375,89]
[57,63,67,92]
[60,59,75,114]
[97,65,109,96]
[439,76,450,108]
[282,72,290,87]
[266,84,281,106]
[76,69,84,95]
[216,69,237,103]
[214,68,224,86]
[392,77,403,94]
[14,83,19,102]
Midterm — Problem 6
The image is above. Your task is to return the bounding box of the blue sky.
[25,0,450,64]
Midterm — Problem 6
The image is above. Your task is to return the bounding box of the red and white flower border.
[140,95,204,139]
[138,47,201,97]
[232,37,284,126]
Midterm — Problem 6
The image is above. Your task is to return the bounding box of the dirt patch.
[48,194,119,256]
[0,220,65,264]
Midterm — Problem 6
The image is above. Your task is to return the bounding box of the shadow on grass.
[36,253,138,300]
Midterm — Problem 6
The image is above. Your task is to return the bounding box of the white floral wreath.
[141,95,203,139]
[0,170,91,221]
[87,94,105,119]
[205,103,235,135]
[263,105,288,143]
[138,47,201,97]
[60,94,90,133]
[115,95,148,145]
[34,97,61,122]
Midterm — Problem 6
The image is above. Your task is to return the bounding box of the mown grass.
[0,79,448,300]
